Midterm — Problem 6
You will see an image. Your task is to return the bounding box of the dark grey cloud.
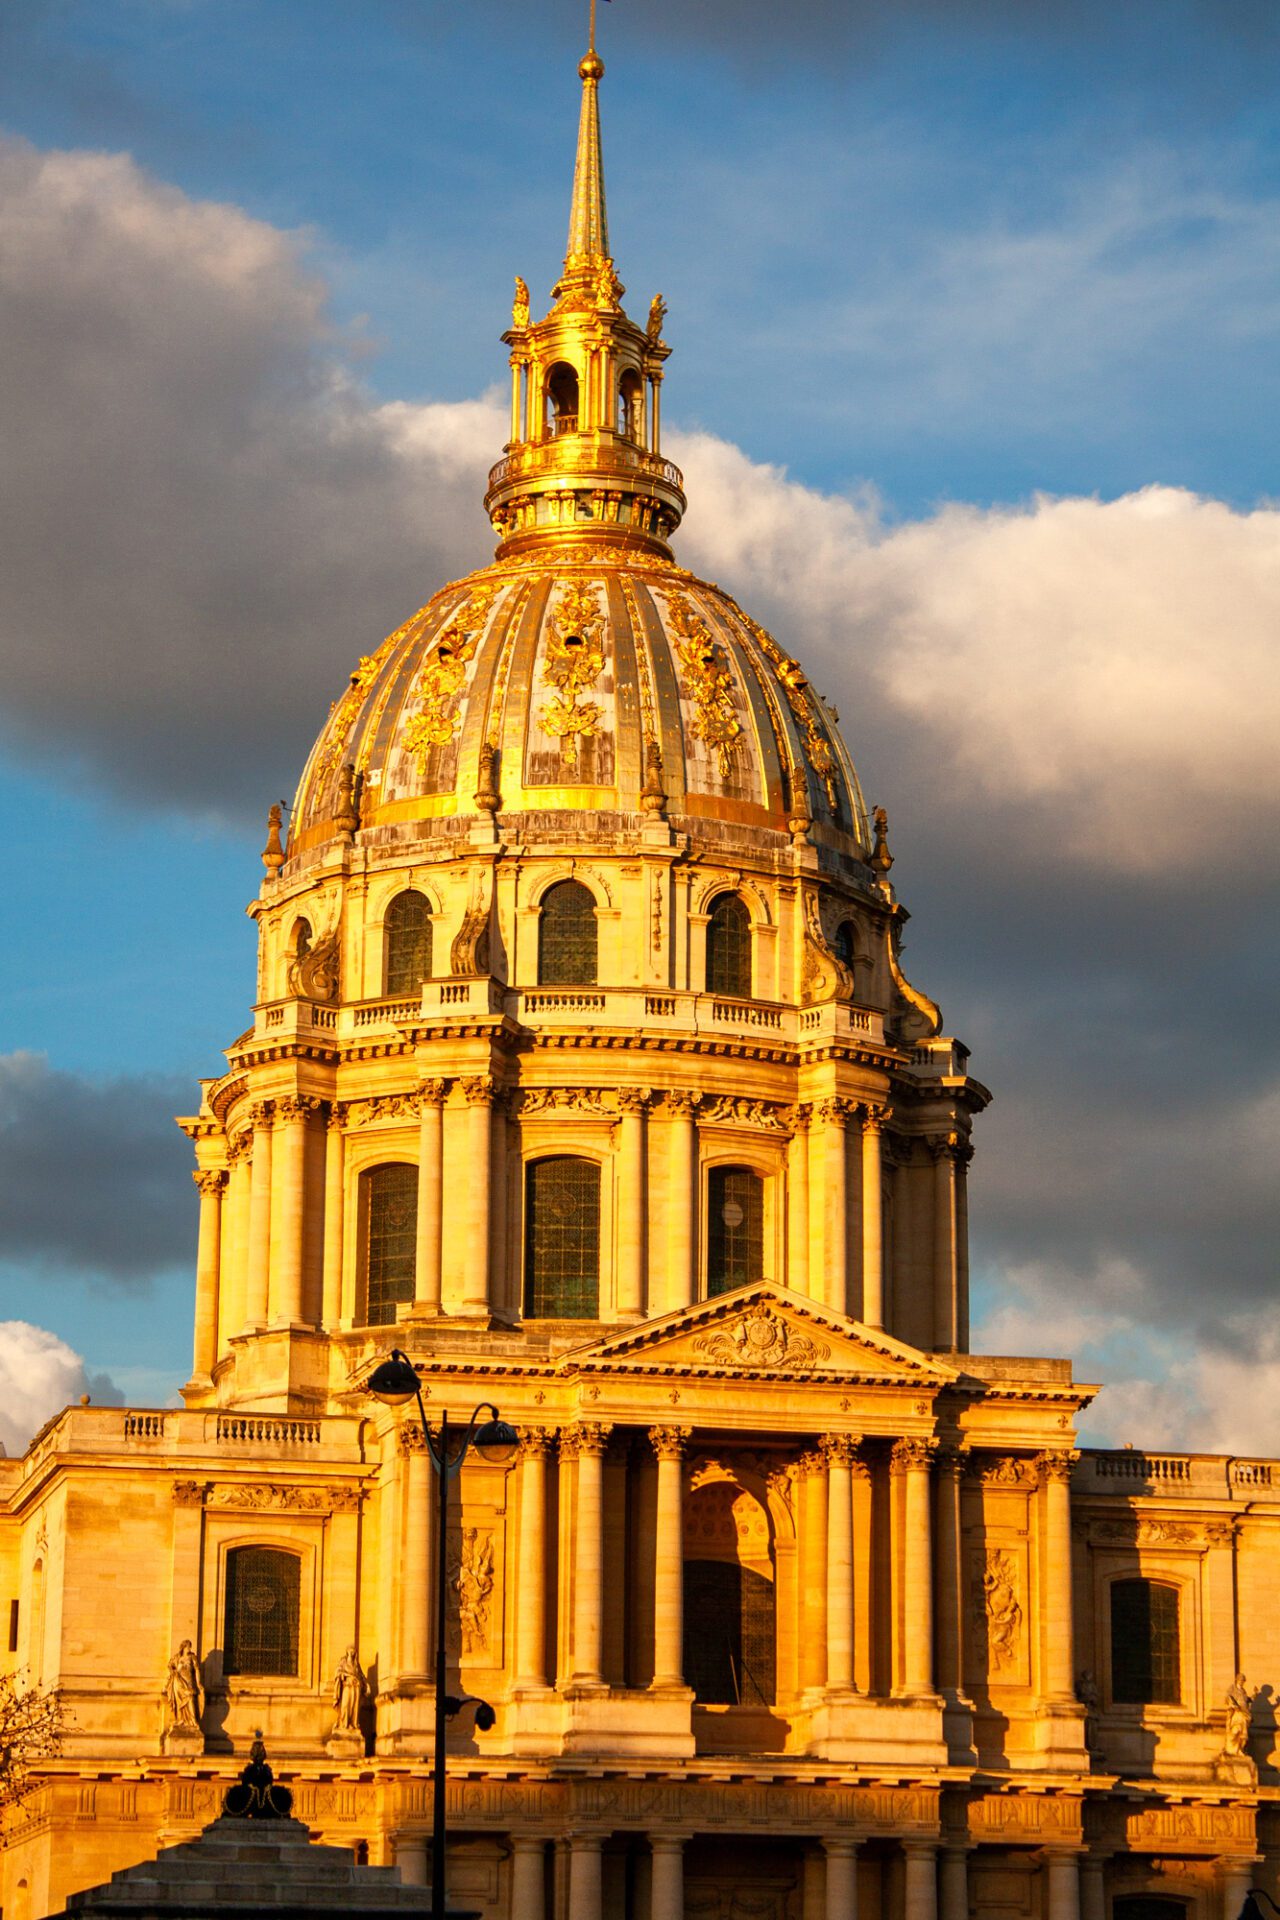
[0,135,494,821]
[0,1053,195,1285]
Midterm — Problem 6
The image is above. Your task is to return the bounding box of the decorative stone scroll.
[692,1303,830,1372]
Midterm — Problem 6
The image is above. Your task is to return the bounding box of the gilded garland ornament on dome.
[539,579,607,751]
[403,581,504,768]
[316,636,397,786]
[660,589,741,777]
[741,610,840,809]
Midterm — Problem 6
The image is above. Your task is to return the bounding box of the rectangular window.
[363,1162,419,1326]
[707,1166,765,1296]
[224,1547,301,1677]
[1111,1578,1180,1704]
[8,1599,17,1653]
[525,1156,601,1318]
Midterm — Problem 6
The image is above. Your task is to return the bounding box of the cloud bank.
[1,136,1276,1445]
[0,1322,123,1457]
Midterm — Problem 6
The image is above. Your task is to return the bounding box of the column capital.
[890,1435,938,1474]
[561,1421,612,1459]
[616,1088,651,1117]
[460,1075,495,1107]
[821,1835,858,1856]
[648,1833,688,1854]
[518,1427,557,1461]
[277,1094,320,1124]
[192,1169,228,1198]
[1036,1449,1080,1487]
[649,1424,692,1461]
[822,1433,863,1469]
[663,1089,702,1118]
[250,1099,276,1128]
[398,1422,429,1455]
[326,1099,348,1131]
[861,1102,887,1134]
[781,1101,812,1132]
[226,1128,252,1164]
[816,1096,856,1125]
[936,1442,969,1479]
[417,1077,449,1107]
[797,1446,827,1478]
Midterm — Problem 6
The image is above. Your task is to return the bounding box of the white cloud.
[674,432,1280,874]
[0,1322,122,1457]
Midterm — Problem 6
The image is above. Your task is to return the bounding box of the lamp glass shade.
[473,1416,519,1465]
[366,1354,420,1406]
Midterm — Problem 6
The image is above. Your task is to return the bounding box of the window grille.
[363,1162,419,1325]
[524,1156,600,1318]
[224,1547,301,1677]
[706,893,751,998]
[384,890,433,995]
[683,1560,776,1706]
[707,1166,764,1297]
[1110,1578,1180,1704]
[538,881,598,986]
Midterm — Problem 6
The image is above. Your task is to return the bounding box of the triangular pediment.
[559,1283,958,1384]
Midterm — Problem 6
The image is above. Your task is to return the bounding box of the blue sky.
[0,0,1278,1444]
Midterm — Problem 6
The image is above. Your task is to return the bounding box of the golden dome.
[289,549,868,860]
[286,42,870,871]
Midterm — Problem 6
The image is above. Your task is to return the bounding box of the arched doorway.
[682,1476,775,1707]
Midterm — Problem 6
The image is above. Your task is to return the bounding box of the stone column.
[824,1838,858,1920]
[818,1100,849,1315]
[515,1430,553,1690]
[415,1079,445,1311]
[395,1839,427,1888]
[1045,1852,1081,1920]
[1037,1451,1079,1701]
[903,1842,937,1920]
[650,1836,684,1920]
[220,1140,251,1347]
[935,1447,967,1697]
[861,1107,884,1329]
[461,1077,493,1315]
[399,1426,431,1682]
[787,1104,811,1295]
[1079,1858,1106,1920]
[650,1426,691,1689]
[893,1439,936,1697]
[567,1425,611,1688]
[567,1832,603,1920]
[191,1170,226,1377]
[824,1436,859,1695]
[322,1103,345,1328]
[939,1848,968,1920]
[1220,1858,1254,1920]
[665,1093,699,1312]
[931,1137,958,1350]
[955,1146,971,1352]
[273,1096,310,1325]
[510,1836,546,1920]
[799,1450,828,1696]
[244,1101,274,1329]
[616,1092,648,1319]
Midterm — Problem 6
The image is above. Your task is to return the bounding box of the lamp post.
[368,1348,518,1918]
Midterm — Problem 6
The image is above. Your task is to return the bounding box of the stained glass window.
[224,1547,301,1677]
[706,893,751,999]
[384,891,433,995]
[524,1156,600,1318]
[683,1561,775,1706]
[538,881,597,986]
[1111,1578,1180,1704]
[363,1162,418,1326]
[707,1166,764,1297]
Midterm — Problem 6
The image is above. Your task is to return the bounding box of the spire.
[564,45,610,277]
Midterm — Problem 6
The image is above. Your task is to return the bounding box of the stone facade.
[3,33,1276,1920]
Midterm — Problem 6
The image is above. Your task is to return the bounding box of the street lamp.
[368,1348,518,1917]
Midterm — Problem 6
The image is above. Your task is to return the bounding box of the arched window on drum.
[707,1166,765,1297]
[360,1163,419,1325]
[545,362,579,437]
[705,893,751,999]
[384,890,433,996]
[524,1156,600,1319]
[538,880,597,986]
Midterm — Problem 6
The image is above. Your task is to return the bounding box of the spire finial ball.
[579,51,604,80]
